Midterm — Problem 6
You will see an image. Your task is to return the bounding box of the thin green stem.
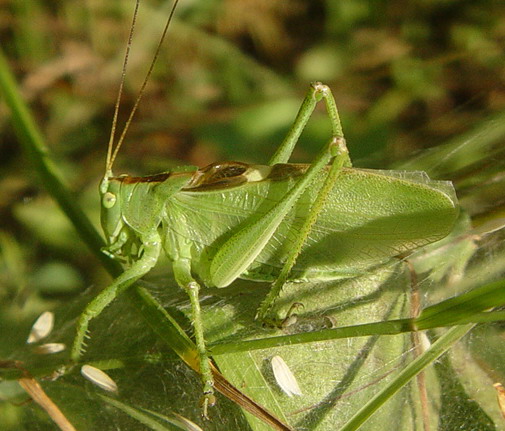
[211,277,505,355]
[339,324,474,431]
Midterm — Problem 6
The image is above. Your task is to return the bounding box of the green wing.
[163,166,458,284]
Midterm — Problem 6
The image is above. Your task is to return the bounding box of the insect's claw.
[258,301,305,329]
[287,302,304,315]
[200,392,216,420]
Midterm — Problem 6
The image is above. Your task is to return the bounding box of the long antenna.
[105,0,140,175]
[106,0,180,175]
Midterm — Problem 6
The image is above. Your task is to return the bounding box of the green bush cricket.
[70,0,459,418]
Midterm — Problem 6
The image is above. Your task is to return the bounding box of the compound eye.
[102,192,117,209]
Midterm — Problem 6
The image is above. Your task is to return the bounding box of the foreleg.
[71,235,161,361]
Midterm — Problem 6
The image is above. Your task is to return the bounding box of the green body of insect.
[71,82,459,415]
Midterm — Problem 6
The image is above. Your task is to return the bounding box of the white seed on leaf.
[81,365,118,393]
[34,343,66,354]
[27,311,54,343]
[271,355,302,397]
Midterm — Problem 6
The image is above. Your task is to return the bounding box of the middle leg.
[172,258,214,418]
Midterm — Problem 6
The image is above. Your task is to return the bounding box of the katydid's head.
[99,177,123,246]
